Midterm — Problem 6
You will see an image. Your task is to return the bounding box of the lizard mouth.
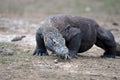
[54,47,69,55]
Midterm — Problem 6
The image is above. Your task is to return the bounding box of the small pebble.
[112,22,119,26]
[54,59,59,63]
[0,48,14,55]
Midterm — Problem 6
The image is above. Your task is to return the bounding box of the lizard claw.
[64,54,71,60]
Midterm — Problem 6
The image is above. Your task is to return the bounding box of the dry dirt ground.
[0,0,120,80]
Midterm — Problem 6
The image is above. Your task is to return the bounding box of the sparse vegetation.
[0,0,120,17]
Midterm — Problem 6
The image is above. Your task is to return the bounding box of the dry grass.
[0,42,120,80]
[0,0,120,18]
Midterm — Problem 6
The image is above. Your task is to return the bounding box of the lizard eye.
[53,39,59,45]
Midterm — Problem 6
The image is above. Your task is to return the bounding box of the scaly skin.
[33,15,118,59]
